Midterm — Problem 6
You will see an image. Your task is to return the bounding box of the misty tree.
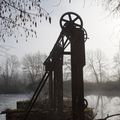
[113,42,120,81]
[1,55,20,87]
[0,65,3,83]
[86,50,108,83]
[113,52,120,81]
[98,0,120,14]
[63,56,71,81]
[22,52,46,84]
[85,51,98,83]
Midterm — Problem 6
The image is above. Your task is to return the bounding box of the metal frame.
[24,12,88,120]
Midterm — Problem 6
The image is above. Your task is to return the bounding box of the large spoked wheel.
[60,12,83,29]
[82,28,88,42]
[84,98,88,109]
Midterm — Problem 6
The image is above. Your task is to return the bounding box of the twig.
[104,113,120,120]
[97,113,120,120]
[0,15,36,33]
[3,0,49,17]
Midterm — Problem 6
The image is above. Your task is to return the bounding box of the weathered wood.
[63,52,71,55]
[54,55,63,112]
[49,71,54,108]
[71,28,85,120]
[3,12,87,120]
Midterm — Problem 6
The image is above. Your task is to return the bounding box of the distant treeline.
[63,80,120,97]
[0,52,46,94]
[0,49,120,94]
[0,80,38,94]
[84,81,120,92]
[1,78,120,95]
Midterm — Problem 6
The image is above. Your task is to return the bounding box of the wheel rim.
[84,98,88,109]
[82,28,88,42]
[60,12,83,29]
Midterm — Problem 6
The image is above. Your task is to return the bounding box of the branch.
[97,113,120,120]
[107,1,120,15]
[0,15,36,33]
[104,113,120,120]
[3,0,49,17]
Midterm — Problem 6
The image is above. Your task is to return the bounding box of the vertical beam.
[57,57,63,112]
[54,56,63,112]
[49,71,54,108]
[71,28,85,120]
[54,70,57,110]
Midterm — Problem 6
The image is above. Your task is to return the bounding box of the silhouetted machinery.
[24,12,88,120]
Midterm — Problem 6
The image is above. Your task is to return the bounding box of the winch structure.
[24,12,88,120]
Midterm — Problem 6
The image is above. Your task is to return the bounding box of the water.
[0,93,120,120]
[0,94,31,120]
[86,95,120,120]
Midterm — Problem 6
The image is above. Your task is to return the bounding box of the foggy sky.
[1,0,120,62]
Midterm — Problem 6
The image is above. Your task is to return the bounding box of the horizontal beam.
[63,52,71,55]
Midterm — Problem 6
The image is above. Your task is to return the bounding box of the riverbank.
[64,80,120,97]
[0,80,120,95]
[85,81,120,91]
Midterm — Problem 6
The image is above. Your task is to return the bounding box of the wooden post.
[57,57,63,112]
[71,28,85,120]
[49,71,54,108]
[54,70,57,110]
[54,56,63,112]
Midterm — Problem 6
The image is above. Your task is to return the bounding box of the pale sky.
[1,0,120,62]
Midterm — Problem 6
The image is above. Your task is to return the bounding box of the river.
[0,93,120,120]
[86,94,120,120]
[0,94,31,120]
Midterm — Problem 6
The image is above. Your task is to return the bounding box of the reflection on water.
[1,93,120,120]
[0,94,31,120]
[86,95,120,120]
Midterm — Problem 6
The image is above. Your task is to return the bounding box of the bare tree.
[63,56,71,81]
[86,49,108,83]
[0,0,51,42]
[113,42,120,81]
[22,52,46,84]
[101,0,120,14]
[1,55,20,87]
[7,55,20,77]
[86,51,99,83]
[113,52,120,81]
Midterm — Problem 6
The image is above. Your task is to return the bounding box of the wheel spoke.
[74,23,81,27]
[62,19,70,22]
[60,12,83,29]
[73,16,79,22]
[68,14,72,21]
